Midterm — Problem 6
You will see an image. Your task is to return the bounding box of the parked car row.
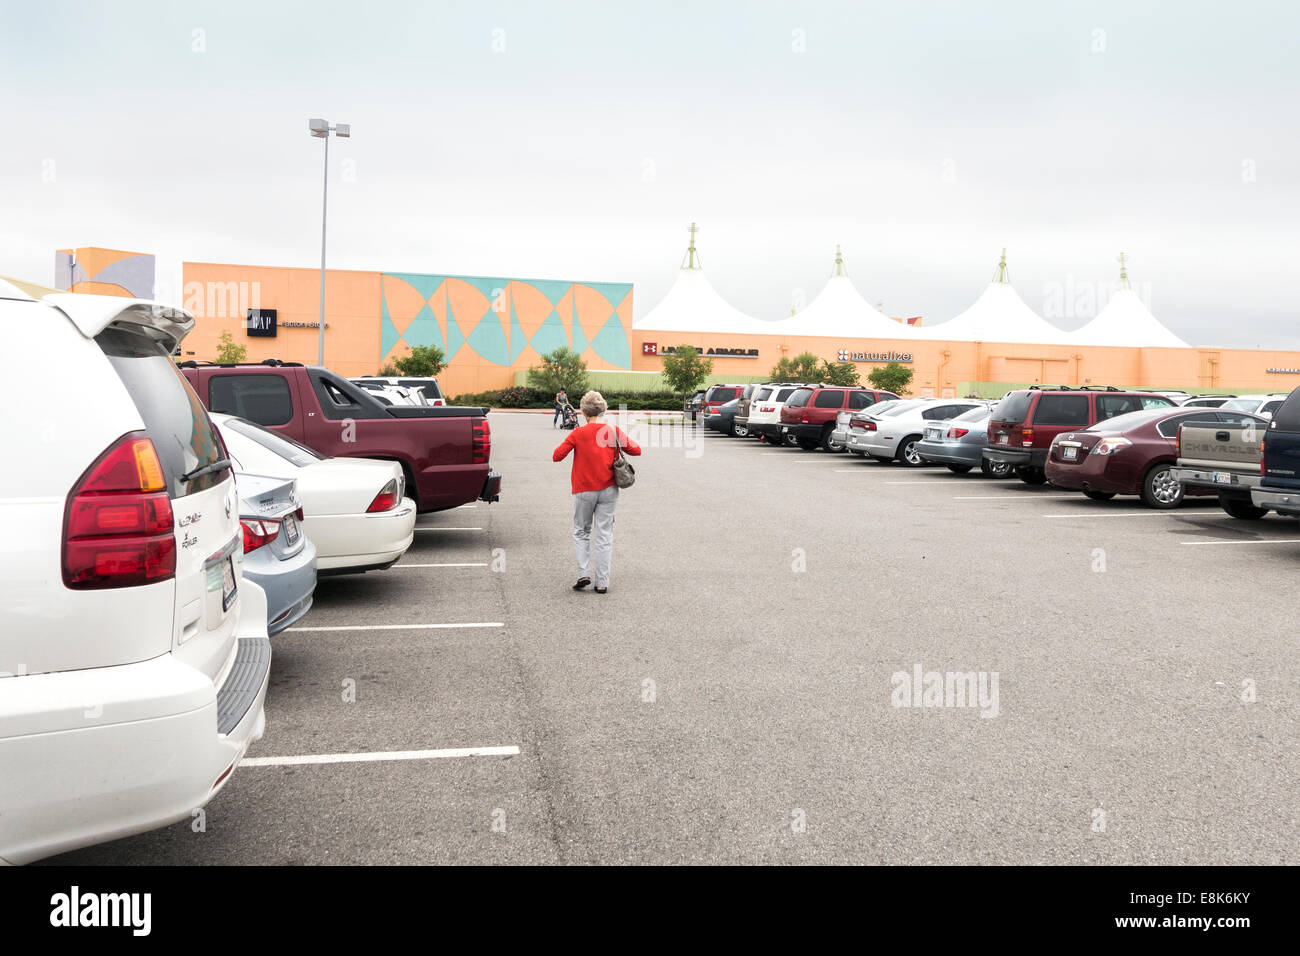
[0,286,501,863]
[698,378,1300,516]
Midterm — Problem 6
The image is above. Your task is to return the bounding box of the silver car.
[236,473,317,635]
[915,405,1013,476]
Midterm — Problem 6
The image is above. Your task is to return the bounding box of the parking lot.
[49,410,1299,865]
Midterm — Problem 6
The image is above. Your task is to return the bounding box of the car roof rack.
[175,358,305,369]
[1025,384,1123,391]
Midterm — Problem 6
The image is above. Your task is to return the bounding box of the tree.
[660,345,713,394]
[375,362,399,376]
[819,360,860,386]
[393,345,447,377]
[215,330,247,364]
[867,361,914,396]
[770,351,823,383]
[527,347,589,397]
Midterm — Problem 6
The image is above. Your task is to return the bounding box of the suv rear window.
[398,378,442,400]
[1032,394,1088,426]
[97,326,227,498]
[991,391,1033,423]
[707,387,739,402]
[755,388,773,401]
[813,390,844,409]
[775,388,797,401]
[786,388,813,408]
[1271,390,1300,431]
[209,373,294,426]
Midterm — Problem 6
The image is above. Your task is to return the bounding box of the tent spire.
[682,222,701,270]
[1117,252,1131,290]
[992,248,1010,284]
[832,244,846,276]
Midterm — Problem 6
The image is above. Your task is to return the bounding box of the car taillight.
[1092,437,1132,456]
[241,518,282,552]
[367,478,401,513]
[471,417,491,464]
[949,427,969,439]
[63,432,176,589]
[801,413,810,423]
[1021,428,1034,447]
[850,420,866,430]
[865,421,877,431]
[1261,439,1266,476]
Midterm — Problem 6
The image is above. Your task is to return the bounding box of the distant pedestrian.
[553,388,568,428]
[552,390,641,594]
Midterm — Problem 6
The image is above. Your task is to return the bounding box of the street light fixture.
[309,118,350,366]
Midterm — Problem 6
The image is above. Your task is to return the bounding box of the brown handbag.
[611,427,636,489]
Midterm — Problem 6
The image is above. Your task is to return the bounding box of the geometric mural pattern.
[380,273,633,371]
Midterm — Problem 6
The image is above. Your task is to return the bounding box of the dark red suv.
[984,386,1175,484]
[780,386,894,452]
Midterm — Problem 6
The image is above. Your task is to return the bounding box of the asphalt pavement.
[48,411,1300,864]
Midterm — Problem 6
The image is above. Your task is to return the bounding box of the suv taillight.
[241,519,281,553]
[801,412,810,423]
[1261,439,1266,477]
[367,478,401,513]
[472,418,491,464]
[63,432,176,589]
[1021,428,1034,447]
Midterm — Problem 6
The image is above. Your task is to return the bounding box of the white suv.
[1219,394,1289,420]
[746,383,809,445]
[0,281,271,864]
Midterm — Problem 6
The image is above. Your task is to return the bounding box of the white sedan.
[211,413,417,573]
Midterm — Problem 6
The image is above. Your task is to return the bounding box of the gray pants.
[573,486,618,588]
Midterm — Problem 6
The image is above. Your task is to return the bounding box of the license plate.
[781,427,789,435]
[926,428,940,439]
[1212,472,1234,485]
[283,513,300,544]
[1063,446,1077,460]
[997,434,1009,445]
[221,556,237,612]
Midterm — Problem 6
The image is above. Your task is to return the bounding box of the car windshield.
[223,416,324,466]
[992,391,1033,423]
[1083,408,1169,432]
[952,405,989,423]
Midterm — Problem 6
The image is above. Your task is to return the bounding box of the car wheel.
[1141,464,1183,509]
[821,426,844,453]
[1083,489,1117,501]
[895,435,925,467]
[1016,466,1048,485]
[946,464,973,474]
[981,459,1014,478]
[796,437,820,451]
[784,433,799,447]
[734,424,749,438]
[1219,494,1268,520]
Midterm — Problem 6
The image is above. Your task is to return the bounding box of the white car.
[746,383,810,445]
[832,399,903,449]
[849,399,989,465]
[351,381,427,406]
[212,414,417,573]
[0,281,270,864]
[1219,394,1289,419]
[352,376,445,406]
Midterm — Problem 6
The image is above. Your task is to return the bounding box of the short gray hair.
[580,390,607,418]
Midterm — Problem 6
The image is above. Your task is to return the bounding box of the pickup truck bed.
[1170,419,1269,518]
[181,363,501,513]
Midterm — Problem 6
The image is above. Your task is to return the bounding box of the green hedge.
[448,387,684,411]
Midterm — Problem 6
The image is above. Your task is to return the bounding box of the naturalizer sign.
[837,349,914,364]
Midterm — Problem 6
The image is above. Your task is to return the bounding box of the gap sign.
[246,308,277,337]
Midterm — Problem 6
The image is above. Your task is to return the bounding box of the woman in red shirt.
[553,391,642,593]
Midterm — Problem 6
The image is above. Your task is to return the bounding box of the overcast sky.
[3,0,1297,347]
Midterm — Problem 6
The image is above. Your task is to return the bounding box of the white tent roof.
[634,266,774,335]
[1069,288,1190,348]
[915,282,1072,344]
[775,253,914,339]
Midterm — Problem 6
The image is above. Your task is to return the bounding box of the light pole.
[308,118,350,366]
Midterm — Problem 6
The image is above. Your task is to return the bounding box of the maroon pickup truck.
[179,361,501,512]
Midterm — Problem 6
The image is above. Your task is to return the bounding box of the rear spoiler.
[42,293,194,351]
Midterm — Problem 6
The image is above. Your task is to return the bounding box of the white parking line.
[393,562,489,568]
[955,494,1080,500]
[414,527,483,532]
[240,746,520,767]
[286,622,504,632]
[1182,538,1300,546]
[1042,511,1221,519]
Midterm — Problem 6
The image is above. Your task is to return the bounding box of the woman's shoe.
[594,586,607,594]
[573,578,591,590]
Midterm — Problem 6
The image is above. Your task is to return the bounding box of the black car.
[683,389,706,422]
[704,399,740,435]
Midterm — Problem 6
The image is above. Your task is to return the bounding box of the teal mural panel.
[445,298,466,361]
[508,299,528,363]
[591,312,632,368]
[387,273,446,302]
[530,310,569,358]
[467,309,509,365]
[404,303,443,351]
[380,294,403,357]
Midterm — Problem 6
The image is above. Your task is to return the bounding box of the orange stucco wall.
[629,332,1300,394]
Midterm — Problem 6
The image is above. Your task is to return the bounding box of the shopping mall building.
[42,237,1300,398]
